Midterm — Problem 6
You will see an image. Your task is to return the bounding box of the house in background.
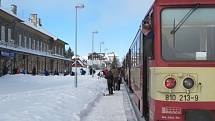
[71,57,87,68]
[87,52,120,69]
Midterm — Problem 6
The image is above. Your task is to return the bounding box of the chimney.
[38,18,42,26]
[31,13,38,26]
[11,4,17,15]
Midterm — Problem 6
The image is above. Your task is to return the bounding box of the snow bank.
[0,74,107,121]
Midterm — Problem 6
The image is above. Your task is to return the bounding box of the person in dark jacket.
[32,66,36,76]
[111,67,119,91]
[64,70,69,76]
[105,70,114,95]
[89,68,93,75]
[54,70,59,75]
[142,23,154,58]
[102,68,108,77]
[13,68,17,74]
[80,68,86,75]
[44,69,49,76]
[2,65,8,76]
[70,71,75,76]
[116,68,122,90]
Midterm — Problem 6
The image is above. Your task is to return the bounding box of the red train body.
[123,0,215,121]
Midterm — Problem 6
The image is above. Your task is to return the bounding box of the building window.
[33,40,35,50]
[41,42,43,51]
[19,34,22,46]
[8,28,11,42]
[55,46,57,54]
[58,47,61,55]
[24,36,27,48]
[47,44,49,52]
[37,41,39,50]
[61,48,64,55]
[44,43,46,52]
[1,26,5,42]
[29,38,31,49]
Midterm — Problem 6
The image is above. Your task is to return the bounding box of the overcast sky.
[2,0,154,60]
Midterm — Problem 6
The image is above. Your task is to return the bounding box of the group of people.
[102,66,122,95]
[1,66,88,77]
[2,66,27,76]
[89,68,96,75]
[62,68,86,76]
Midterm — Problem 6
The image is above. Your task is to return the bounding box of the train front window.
[161,8,215,61]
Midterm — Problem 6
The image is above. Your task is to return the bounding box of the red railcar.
[124,0,215,121]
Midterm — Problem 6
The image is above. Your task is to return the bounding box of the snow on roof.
[0,6,58,41]
[87,60,105,65]
[22,22,58,40]
[79,56,88,60]
[72,60,84,67]
[0,6,23,21]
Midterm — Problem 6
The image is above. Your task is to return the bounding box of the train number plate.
[165,94,199,101]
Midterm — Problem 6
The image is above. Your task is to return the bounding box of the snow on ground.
[83,89,127,121]
[83,84,138,121]
[0,74,107,121]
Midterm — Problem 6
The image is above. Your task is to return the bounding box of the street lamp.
[100,41,104,53]
[99,41,104,69]
[92,31,98,54]
[75,4,84,88]
[91,31,98,77]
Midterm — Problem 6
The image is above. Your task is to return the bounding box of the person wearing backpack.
[102,68,108,77]
[111,66,119,91]
[104,70,114,95]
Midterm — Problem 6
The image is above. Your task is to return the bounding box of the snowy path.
[82,84,137,121]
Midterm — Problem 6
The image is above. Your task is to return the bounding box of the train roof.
[154,0,215,5]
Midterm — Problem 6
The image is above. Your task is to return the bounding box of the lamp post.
[99,42,104,68]
[100,41,104,53]
[91,31,98,77]
[92,31,98,54]
[75,4,84,88]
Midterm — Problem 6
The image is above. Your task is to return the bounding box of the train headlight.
[183,78,194,89]
[165,78,176,89]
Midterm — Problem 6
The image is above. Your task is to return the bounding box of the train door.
[141,13,154,120]
[128,49,132,91]
[141,30,149,120]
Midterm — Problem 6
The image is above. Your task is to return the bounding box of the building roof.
[22,21,58,40]
[0,6,66,43]
[0,6,70,61]
[72,60,84,67]
[0,6,23,22]
[57,38,68,45]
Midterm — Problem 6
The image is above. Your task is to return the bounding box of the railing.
[0,40,17,48]
[0,40,65,59]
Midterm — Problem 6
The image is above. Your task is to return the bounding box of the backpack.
[104,71,109,79]
[105,71,113,80]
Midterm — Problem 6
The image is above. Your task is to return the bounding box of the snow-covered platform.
[82,84,138,121]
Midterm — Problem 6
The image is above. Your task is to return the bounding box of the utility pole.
[74,4,84,88]
[91,31,98,77]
